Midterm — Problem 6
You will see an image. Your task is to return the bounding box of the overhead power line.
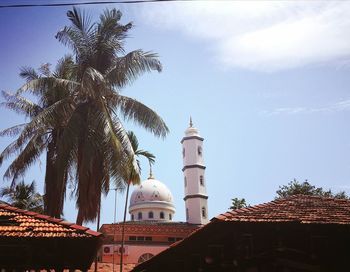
[0,0,219,9]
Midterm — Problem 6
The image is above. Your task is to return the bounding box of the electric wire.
[0,0,228,9]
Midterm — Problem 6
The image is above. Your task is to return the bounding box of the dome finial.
[189,116,193,128]
[148,163,154,179]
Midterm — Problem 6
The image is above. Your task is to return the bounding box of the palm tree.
[0,180,44,213]
[0,56,76,218]
[54,7,168,224]
[119,131,155,272]
[0,7,168,225]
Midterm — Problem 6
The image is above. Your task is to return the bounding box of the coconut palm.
[0,180,44,213]
[119,131,155,272]
[0,56,76,217]
[0,7,168,225]
[53,7,168,224]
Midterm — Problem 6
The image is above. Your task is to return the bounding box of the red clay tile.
[0,205,102,238]
[70,224,89,231]
[215,195,350,225]
[86,229,103,236]
[4,205,18,211]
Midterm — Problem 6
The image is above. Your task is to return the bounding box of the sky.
[1,0,350,230]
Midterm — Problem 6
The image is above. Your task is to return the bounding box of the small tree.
[0,180,44,213]
[229,197,248,210]
[276,179,349,199]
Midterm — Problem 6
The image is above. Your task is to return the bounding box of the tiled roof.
[0,203,102,238]
[215,195,350,225]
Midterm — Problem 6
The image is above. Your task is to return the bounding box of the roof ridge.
[276,194,350,201]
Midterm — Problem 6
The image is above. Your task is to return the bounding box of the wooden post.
[94,199,101,272]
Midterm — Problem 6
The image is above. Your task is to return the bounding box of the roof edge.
[0,203,102,237]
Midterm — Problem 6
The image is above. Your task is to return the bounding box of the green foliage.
[0,7,168,224]
[276,179,349,199]
[0,180,44,213]
[229,197,248,210]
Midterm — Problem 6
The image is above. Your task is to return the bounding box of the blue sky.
[1,1,350,229]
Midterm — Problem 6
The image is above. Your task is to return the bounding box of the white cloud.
[141,2,350,72]
[262,99,350,116]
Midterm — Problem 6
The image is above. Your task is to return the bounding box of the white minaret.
[181,118,209,225]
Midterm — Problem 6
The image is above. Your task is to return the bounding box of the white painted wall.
[182,124,209,225]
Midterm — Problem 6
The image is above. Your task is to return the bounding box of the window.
[184,176,187,187]
[202,207,206,218]
[160,212,164,219]
[148,211,154,219]
[197,146,202,156]
[138,212,142,220]
[131,214,134,221]
[168,237,182,242]
[182,148,185,158]
[186,208,189,221]
[168,237,175,242]
[200,175,204,186]
[130,236,152,241]
[169,213,172,220]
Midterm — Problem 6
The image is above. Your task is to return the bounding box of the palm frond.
[38,63,52,77]
[1,91,42,117]
[127,131,139,152]
[111,95,169,138]
[67,7,94,37]
[0,124,26,137]
[0,180,43,212]
[19,66,39,82]
[95,9,132,62]
[53,55,76,79]
[56,8,95,62]
[4,135,45,186]
[16,77,79,97]
[0,98,73,169]
[79,67,106,99]
[0,187,13,198]
[106,50,162,87]
[0,134,32,167]
[24,97,72,133]
[135,150,155,164]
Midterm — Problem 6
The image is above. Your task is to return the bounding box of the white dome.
[129,177,175,221]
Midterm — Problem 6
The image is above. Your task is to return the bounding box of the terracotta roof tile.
[214,195,350,225]
[0,204,102,238]
[86,229,102,236]
[70,224,89,231]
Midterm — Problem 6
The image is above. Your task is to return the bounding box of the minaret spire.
[189,116,193,128]
[148,163,154,179]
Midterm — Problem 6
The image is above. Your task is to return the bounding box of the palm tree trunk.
[76,209,84,225]
[44,141,56,215]
[119,181,131,272]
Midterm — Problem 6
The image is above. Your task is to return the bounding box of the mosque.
[99,120,209,265]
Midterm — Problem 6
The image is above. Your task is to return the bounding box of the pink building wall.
[101,244,168,264]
